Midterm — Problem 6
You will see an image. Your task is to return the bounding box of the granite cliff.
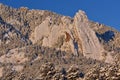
[0,3,120,79]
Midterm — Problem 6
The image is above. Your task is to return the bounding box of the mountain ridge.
[0,3,120,79]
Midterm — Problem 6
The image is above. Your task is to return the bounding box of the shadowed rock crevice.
[96,30,115,42]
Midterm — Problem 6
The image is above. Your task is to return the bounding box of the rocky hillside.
[0,3,120,80]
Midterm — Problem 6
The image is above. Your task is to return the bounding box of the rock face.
[30,15,76,55]
[30,10,104,60]
[73,10,104,60]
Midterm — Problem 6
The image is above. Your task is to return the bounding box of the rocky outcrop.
[30,10,104,61]
[73,10,104,60]
[0,3,119,63]
[30,16,76,55]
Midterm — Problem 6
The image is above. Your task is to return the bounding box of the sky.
[0,0,120,31]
